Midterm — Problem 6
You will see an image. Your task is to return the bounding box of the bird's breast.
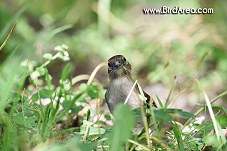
[108,77,141,109]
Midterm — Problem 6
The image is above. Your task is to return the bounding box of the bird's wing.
[105,90,114,113]
[135,83,157,108]
[142,90,157,108]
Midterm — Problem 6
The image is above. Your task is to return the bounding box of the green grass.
[0,46,226,151]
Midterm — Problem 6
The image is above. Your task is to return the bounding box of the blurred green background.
[1,0,227,110]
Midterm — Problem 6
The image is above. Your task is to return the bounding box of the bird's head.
[107,55,131,79]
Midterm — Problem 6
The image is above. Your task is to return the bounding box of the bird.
[105,55,156,114]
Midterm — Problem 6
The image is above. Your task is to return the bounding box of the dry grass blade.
[137,83,151,147]
[194,77,226,144]
[195,90,227,116]
[87,62,107,85]
[0,19,18,51]
[124,80,137,104]
[128,139,150,151]
[72,74,94,85]
[167,88,187,108]
[151,136,172,151]
[202,90,224,142]
[183,90,227,129]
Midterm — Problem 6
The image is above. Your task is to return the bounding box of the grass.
[0,45,226,151]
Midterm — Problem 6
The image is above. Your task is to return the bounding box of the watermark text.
[143,6,214,15]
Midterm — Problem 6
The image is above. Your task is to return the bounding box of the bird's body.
[105,76,141,113]
[105,55,156,113]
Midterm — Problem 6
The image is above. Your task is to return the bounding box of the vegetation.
[0,0,227,150]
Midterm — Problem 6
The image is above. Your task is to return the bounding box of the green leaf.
[80,120,105,136]
[71,106,83,115]
[79,83,87,91]
[13,112,25,125]
[61,63,72,81]
[13,112,38,127]
[43,53,53,60]
[45,72,53,89]
[104,114,112,121]
[212,106,227,114]
[86,84,99,99]
[154,108,194,121]
[88,127,106,136]
[154,109,172,122]
[216,115,227,128]
[31,88,53,101]
[176,110,195,118]
[62,101,83,115]
[108,104,135,151]
[86,109,91,121]
[155,94,164,108]
[36,67,46,76]
[194,122,214,136]
[203,135,221,148]
[187,140,203,151]
[57,92,84,120]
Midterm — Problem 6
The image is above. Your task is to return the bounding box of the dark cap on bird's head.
[107,55,131,79]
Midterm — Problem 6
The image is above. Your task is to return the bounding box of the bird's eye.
[108,62,111,66]
[123,57,126,62]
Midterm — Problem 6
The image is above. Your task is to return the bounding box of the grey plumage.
[105,55,156,114]
[105,76,141,113]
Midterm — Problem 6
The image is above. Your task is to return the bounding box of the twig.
[0,19,18,51]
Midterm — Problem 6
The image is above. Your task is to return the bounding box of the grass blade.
[108,104,134,151]
[171,121,184,151]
